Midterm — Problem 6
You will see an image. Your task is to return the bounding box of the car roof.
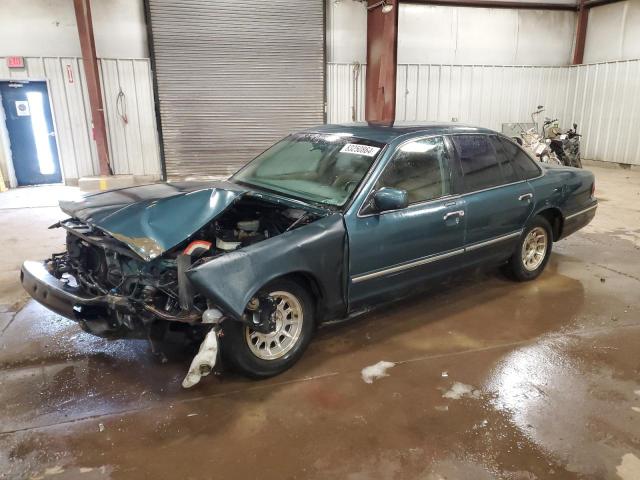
[304,122,499,144]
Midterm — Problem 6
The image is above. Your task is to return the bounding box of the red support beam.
[73,0,111,176]
[365,0,399,126]
[573,0,588,64]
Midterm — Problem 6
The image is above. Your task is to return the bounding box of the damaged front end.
[21,187,334,385]
[24,193,323,334]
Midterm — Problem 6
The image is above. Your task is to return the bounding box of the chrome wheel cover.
[245,291,303,360]
[522,227,548,271]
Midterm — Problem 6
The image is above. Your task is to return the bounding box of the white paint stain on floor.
[442,382,481,400]
[616,453,640,480]
[361,361,395,384]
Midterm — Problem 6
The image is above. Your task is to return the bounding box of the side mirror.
[573,123,578,130]
[373,187,408,213]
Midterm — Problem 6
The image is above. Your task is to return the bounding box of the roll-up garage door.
[146,0,325,178]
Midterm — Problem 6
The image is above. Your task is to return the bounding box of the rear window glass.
[491,136,519,184]
[451,135,503,192]
[498,137,541,180]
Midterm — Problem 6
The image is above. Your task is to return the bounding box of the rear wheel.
[506,216,553,281]
[221,279,315,379]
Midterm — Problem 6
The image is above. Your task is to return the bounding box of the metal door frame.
[0,78,64,188]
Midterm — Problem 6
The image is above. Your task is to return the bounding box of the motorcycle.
[513,107,561,166]
[513,107,582,168]
[545,121,583,168]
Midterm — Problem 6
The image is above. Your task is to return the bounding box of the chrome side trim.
[351,248,465,284]
[565,203,598,220]
[465,230,523,252]
[351,229,523,283]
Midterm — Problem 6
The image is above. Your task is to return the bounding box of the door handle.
[518,193,533,201]
[443,210,465,220]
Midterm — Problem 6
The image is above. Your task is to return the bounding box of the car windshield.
[232,133,385,207]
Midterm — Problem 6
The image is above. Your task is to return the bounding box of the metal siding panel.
[61,57,95,179]
[100,59,128,175]
[133,60,162,176]
[148,0,325,178]
[43,58,80,180]
[116,60,144,176]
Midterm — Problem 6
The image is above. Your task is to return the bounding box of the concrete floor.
[0,168,639,480]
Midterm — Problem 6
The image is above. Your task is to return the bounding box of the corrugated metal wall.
[327,59,640,165]
[147,0,325,179]
[570,60,640,165]
[0,56,161,185]
[327,63,367,123]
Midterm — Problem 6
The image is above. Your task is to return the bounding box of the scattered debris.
[44,466,64,476]
[98,423,105,432]
[441,371,448,378]
[634,390,640,396]
[187,413,199,417]
[472,419,489,430]
[434,405,449,412]
[631,407,640,413]
[182,327,219,388]
[442,382,481,400]
[616,453,640,480]
[361,360,395,384]
[79,468,93,473]
[600,277,606,283]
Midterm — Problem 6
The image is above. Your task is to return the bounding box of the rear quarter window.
[497,136,541,180]
[451,134,504,192]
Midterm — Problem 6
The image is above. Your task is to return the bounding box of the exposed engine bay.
[45,197,321,341]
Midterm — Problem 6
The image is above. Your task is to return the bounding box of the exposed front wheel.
[221,279,315,379]
[506,216,553,281]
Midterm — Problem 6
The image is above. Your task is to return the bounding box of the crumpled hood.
[59,181,248,261]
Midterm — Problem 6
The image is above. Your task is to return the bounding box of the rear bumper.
[20,261,132,336]
[560,202,597,239]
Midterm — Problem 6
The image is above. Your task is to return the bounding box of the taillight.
[591,182,595,198]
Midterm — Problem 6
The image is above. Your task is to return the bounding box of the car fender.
[186,213,348,321]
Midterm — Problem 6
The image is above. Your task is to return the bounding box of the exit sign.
[7,57,24,69]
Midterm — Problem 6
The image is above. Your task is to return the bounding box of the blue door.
[0,81,62,185]
[449,134,534,265]
[347,136,467,308]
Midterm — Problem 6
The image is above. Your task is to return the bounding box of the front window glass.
[232,133,385,206]
[377,137,452,204]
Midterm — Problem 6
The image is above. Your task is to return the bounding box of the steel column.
[365,0,398,126]
[73,0,111,176]
[573,0,589,64]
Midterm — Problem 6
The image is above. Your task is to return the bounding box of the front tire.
[506,216,553,281]
[221,278,315,379]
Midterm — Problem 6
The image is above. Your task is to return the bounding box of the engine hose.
[143,303,202,324]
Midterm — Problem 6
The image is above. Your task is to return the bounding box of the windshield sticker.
[340,143,380,157]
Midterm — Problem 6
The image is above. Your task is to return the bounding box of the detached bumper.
[21,260,97,320]
[20,261,133,337]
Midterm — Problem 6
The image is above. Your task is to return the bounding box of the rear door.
[347,136,466,307]
[450,134,534,264]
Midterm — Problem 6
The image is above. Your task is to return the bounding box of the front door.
[347,136,466,307]
[0,81,62,185]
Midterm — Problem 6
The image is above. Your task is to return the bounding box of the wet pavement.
[0,168,639,480]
